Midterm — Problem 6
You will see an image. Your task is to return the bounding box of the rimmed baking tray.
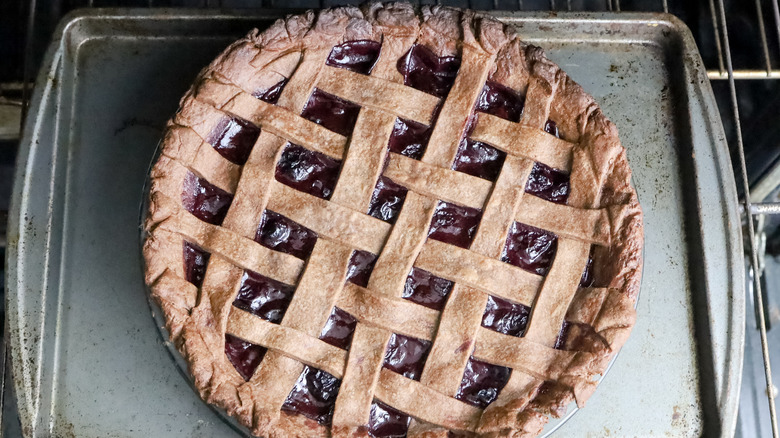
[5,8,744,437]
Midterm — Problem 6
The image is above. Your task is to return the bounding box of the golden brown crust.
[142,3,644,437]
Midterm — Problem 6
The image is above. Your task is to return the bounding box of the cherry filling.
[476,81,525,123]
[397,44,461,98]
[253,78,287,103]
[275,143,342,200]
[387,117,432,160]
[255,210,318,260]
[233,270,295,322]
[183,241,210,288]
[456,357,511,408]
[402,267,454,311]
[428,201,483,249]
[346,250,378,288]
[225,334,266,382]
[181,171,233,225]
[383,333,431,380]
[319,307,359,350]
[502,221,558,276]
[481,295,530,337]
[367,176,408,224]
[301,89,361,137]
[206,116,260,165]
[326,40,382,75]
[525,161,570,205]
[282,366,342,425]
[369,400,410,438]
[452,138,506,181]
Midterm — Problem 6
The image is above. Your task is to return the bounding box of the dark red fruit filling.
[254,210,318,260]
[275,143,342,200]
[232,270,295,323]
[367,176,408,224]
[319,307,359,350]
[428,201,483,249]
[225,333,266,382]
[580,247,595,288]
[525,161,570,204]
[181,171,233,225]
[476,81,525,122]
[387,117,432,160]
[481,295,530,337]
[501,221,558,276]
[183,241,210,288]
[253,78,287,104]
[397,44,461,98]
[282,366,341,425]
[401,267,453,311]
[301,89,361,137]
[456,357,511,408]
[383,333,431,380]
[346,250,377,288]
[326,40,382,75]
[544,120,559,137]
[452,138,506,181]
[207,116,260,165]
[368,400,410,438]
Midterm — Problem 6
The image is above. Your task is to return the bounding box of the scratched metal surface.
[5,9,744,437]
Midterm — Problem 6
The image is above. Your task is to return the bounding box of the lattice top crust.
[142,3,643,438]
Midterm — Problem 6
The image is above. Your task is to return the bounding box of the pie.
[142,3,643,437]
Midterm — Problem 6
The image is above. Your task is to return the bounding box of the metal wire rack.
[5,0,780,436]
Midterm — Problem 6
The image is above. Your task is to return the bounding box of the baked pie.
[142,3,643,437]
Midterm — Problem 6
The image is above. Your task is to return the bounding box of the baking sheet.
[5,9,744,437]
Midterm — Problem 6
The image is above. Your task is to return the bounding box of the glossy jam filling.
[319,307,359,350]
[481,295,530,337]
[367,176,408,224]
[476,81,525,122]
[233,270,295,322]
[383,333,431,380]
[254,209,318,260]
[282,365,342,424]
[301,89,361,137]
[224,333,266,382]
[501,221,558,276]
[207,116,260,165]
[183,241,210,288]
[181,171,233,225]
[368,400,410,438]
[387,117,432,160]
[346,250,378,288]
[253,78,287,103]
[452,138,506,181]
[397,44,461,98]
[326,40,382,75]
[401,267,454,311]
[525,161,570,204]
[428,201,483,249]
[275,143,342,200]
[456,357,511,408]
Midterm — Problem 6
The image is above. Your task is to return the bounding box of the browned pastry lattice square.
[143,3,643,437]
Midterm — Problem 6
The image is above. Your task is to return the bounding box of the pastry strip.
[470,113,574,172]
[332,324,392,434]
[415,239,541,306]
[161,126,240,193]
[267,182,392,254]
[376,368,483,432]
[420,285,488,396]
[384,152,493,210]
[515,195,612,245]
[337,283,439,341]
[523,238,592,346]
[317,66,440,124]
[367,192,437,297]
[227,308,347,379]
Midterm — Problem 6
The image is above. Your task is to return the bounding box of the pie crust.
[142,3,643,437]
